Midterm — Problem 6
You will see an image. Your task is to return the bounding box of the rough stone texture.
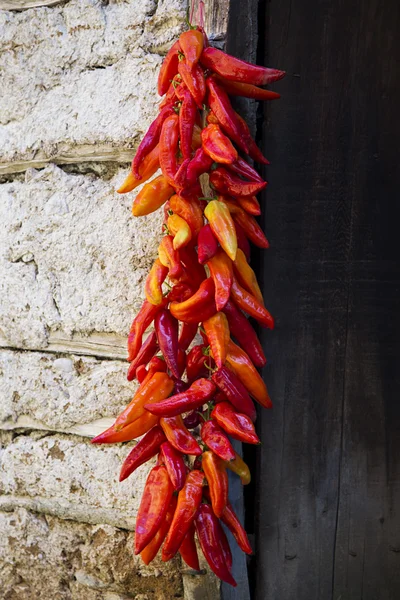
[0,349,136,432]
[0,508,184,600]
[0,164,163,354]
[0,432,153,529]
[0,0,187,168]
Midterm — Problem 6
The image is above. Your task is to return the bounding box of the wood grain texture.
[256,0,400,598]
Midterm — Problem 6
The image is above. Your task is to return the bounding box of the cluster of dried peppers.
[92,24,284,587]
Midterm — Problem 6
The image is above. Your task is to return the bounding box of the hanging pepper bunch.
[92,24,284,587]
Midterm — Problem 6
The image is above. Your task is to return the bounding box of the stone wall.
[0,1,224,598]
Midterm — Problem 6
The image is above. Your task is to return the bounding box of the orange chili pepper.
[179,29,204,70]
[167,214,192,249]
[162,469,205,561]
[236,195,261,216]
[233,248,264,305]
[158,40,181,96]
[144,259,169,306]
[202,450,229,518]
[230,276,274,329]
[170,277,216,323]
[134,465,174,554]
[114,371,174,430]
[204,200,237,261]
[158,235,182,278]
[207,248,233,312]
[141,494,177,565]
[132,174,174,217]
[117,145,160,194]
[201,124,238,164]
[169,194,204,238]
[226,340,272,409]
[224,451,251,485]
[203,312,230,368]
[214,75,281,101]
[91,410,159,444]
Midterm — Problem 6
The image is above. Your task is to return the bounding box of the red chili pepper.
[159,77,179,109]
[197,224,218,265]
[233,248,263,304]
[178,245,207,288]
[202,450,229,518]
[195,503,237,587]
[201,420,236,462]
[226,340,272,409]
[160,415,202,455]
[204,200,237,261]
[210,167,267,198]
[234,111,270,164]
[223,299,267,367]
[132,174,174,217]
[230,276,274,329]
[141,495,177,565]
[211,401,260,445]
[200,46,285,85]
[225,451,251,485]
[179,29,204,70]
[162,469,205,561]
[132,106,174,178]
[206,76,249,153]
[159,114,180,187]
[203,312,230,368]
[127,331,158,382]
[177,87,197,160]
[178,60,206,109]
[222,202,270,248]
[201,124,238,164]
[179,524,200,570]
[145,378,216,417]
[178,321,198,351]
[177,348,187,377]
[168,282,194,303]
[119,426,166,482]
[186,147,214,186]
[226,157,265,183]
[136,364,148,383]
[212,365,256,422]
[158,40,181,96]
[115,371,174,430]
[207,248,233,312]
[154,308,180,378]
[235,195,261,216]
[160,441,186,491]
[234,221,251,262]
[158,235,182,278]
[144,259,169,306]
[215,75,281,101]
[219,501,252,555]
[170,278,217,323]
[147,356,168,375]
[186,344,211,383]
[117,145,160,194]
[134,465,174,554]
[127,298,168,362]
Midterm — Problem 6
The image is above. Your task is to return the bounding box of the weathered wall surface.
[0,1,221,598]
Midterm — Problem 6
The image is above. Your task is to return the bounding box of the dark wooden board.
[255,0,400,598]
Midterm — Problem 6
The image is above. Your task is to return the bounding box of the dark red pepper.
[126,331,158,382]
[186,147,214,186]
[222,299,267,367]
[212,366,257,422]
[132,106,174,178]
[210,167,267,197]
[179,524,200,570]
[178,321,198,351]
[154,309,180,378]
[197,224,219,265]
[160,441,186,491]
[145,378,216,417]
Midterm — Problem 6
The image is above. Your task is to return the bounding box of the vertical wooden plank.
[256,0,400,598]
